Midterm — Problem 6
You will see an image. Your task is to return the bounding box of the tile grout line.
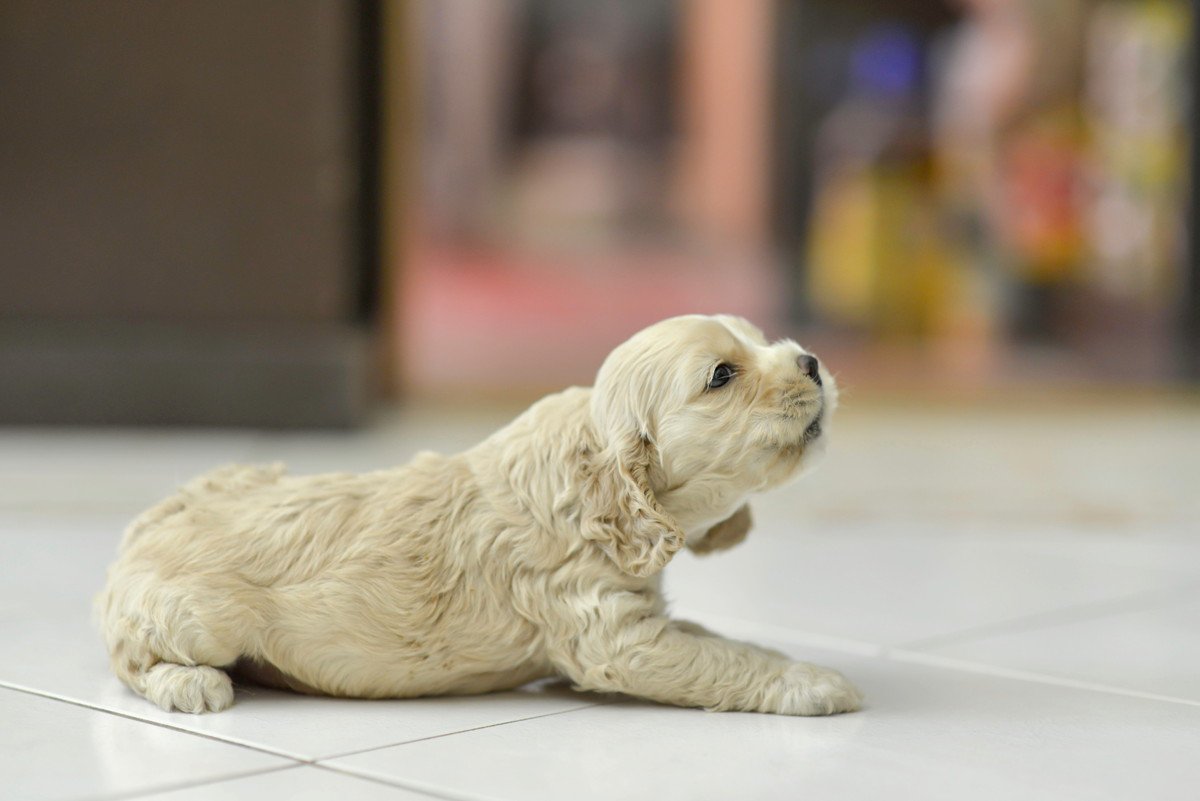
[0,676,614,769]
[97,764,305,801]
[894,579,1200,652]
[0,680,305,761]
[313,763,493,801]
[676,605,1200,708]
[884,649,1200,708]
[671,607,886,658]
[316,698,618,762]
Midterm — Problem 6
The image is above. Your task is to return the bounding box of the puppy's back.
[120,463,287,551]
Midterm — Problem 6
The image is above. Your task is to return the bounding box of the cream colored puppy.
[97,314,861,715]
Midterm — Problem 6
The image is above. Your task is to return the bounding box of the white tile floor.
[3,399,1199,800]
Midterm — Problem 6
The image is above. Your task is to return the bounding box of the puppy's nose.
[797,354,822,385]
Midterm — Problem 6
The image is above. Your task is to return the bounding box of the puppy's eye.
[708,363,734,389]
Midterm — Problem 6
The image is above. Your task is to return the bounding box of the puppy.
[97,314,861,715]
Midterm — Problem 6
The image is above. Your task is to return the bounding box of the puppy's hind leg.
[98,577,239,714]
[134,663,234,714]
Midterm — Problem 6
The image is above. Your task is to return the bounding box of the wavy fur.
[97,315,860,715]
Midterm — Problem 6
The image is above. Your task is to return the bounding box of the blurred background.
[4,5,1200,795]
[1,0,1197,424]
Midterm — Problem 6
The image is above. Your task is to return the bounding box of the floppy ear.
[688,504,752,555]
[578,434,685,577]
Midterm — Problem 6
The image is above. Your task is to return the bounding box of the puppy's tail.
[119,462,287,551]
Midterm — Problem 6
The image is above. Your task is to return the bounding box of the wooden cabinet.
[0,0,379,425]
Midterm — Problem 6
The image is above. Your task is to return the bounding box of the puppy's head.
[579,315,836,577]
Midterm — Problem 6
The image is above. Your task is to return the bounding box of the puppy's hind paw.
[142,664,235,713]
[772,663,863,716]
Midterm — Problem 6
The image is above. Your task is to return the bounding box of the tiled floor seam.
[0,679,305,761]
[102,764,304,801]
[315,698,617,761]
[895,579,1200,652]
[885,649,1200,708]
[673,606,1200,707]
[313,764,483,801]
[670,607,886,657]
[0,677,616,765]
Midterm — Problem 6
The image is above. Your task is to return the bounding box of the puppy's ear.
[579,435,685,577]
[688,504,752,555]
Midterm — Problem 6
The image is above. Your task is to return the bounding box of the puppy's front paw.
[771,662,862,716]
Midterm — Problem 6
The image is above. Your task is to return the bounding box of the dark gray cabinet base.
[1,322,372,428]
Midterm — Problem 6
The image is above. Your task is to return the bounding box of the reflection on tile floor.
[2,399,1198,800]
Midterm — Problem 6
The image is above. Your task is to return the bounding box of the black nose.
[797,354,821,385]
